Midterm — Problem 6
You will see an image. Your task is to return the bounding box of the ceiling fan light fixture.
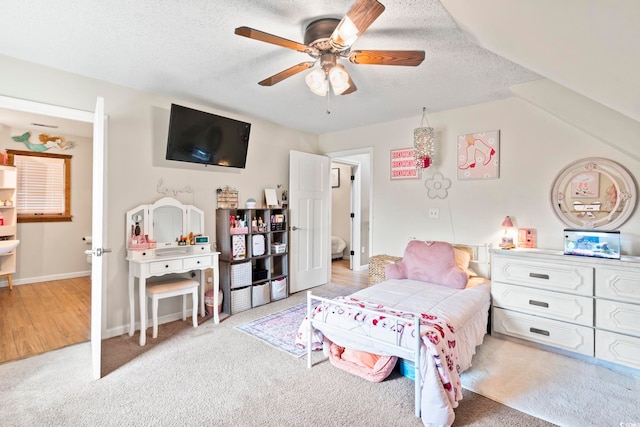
[305,68,328,96]
[330,17,359,51]
[328,64,351,95]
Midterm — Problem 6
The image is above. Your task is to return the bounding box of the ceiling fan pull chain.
[326,90,331,114]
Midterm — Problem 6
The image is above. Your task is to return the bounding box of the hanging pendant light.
[414,107,435,169]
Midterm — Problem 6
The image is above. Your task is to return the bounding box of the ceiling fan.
[234,0,425,96]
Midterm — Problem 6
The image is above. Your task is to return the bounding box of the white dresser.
[491,248,640,370]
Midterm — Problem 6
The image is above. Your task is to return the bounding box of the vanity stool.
[146,279,199,339]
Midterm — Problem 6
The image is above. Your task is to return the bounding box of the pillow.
[341,348,381,369]
[328,342,398,383]
[466,276,491,288]
[385,240,468,289]
[452,246,478,278]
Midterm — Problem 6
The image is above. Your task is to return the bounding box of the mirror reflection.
[550,158,637,230]
[154,205,183,243]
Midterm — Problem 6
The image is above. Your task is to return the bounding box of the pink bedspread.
[296,296,463,426]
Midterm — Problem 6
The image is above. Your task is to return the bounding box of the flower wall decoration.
[425,172,451,199]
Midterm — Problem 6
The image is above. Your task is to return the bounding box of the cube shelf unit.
[0,165,17,289]
[216,208,289,315]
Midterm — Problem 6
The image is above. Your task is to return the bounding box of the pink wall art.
[457,130,500,180]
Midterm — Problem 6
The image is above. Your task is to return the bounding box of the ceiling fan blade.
[258,62,315,86]
[330,0,385,50]
[235,27,313,54]
[348,50,425,66]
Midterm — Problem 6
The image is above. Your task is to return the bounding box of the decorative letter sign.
[390,148,420,180]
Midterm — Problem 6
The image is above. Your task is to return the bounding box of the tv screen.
[166,104,251,168]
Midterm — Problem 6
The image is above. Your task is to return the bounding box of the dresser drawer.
[596,299,640,338]
[595,330,640,370]
[492,307,594,356]
[595,267,640,303]
[184,255,213,269]
[492,255,593,295]
[492,282,593,326]
[149,259,184,274]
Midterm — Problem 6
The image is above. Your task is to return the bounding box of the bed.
[331,235,347,260]
[295,241,491,427]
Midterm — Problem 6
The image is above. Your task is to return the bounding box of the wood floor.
[0,260,365,365]
[0,276,91,364]
[331,258,368,288]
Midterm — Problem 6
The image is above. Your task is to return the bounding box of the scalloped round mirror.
[550,158,637,230]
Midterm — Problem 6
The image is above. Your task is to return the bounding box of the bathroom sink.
[0,239,19,255]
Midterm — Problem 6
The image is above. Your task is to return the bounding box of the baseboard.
[0,270,91,287]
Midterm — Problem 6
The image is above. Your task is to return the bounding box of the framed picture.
[264,188,279,207]
[571,172,600,198]
[331,168,340,188]
[457,130,500,180]
[390,148,420,180]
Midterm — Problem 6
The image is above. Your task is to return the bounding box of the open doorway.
[0,102,94,364]
[327,148,373,273]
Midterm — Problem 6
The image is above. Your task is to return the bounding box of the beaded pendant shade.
[414,107,435,169]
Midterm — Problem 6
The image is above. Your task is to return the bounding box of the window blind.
[14,155,65,214]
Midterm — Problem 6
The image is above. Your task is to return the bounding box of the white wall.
[319,96,640,258]
[0,54,319,336]
[0,126,92,282]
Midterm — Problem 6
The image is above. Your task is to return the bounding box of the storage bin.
[252,282,270,307]
[368,254,402,287]
[231,261,252,289]
[271,243,286,254]
[204,289,223,315]
[231,286,251,314]
[252,268,268,281]
[398,358,415,381]
[271,278,287,301]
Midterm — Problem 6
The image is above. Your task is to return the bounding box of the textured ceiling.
[0,0,540,135]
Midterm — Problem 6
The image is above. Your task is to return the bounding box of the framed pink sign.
[390,148,420,180]
[457,130,500,180]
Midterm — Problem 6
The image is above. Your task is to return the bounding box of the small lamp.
[499,216,516,249]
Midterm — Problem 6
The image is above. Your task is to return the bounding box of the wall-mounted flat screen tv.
[166,104,251,168]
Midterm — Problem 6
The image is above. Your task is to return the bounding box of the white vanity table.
[125,197,220,346]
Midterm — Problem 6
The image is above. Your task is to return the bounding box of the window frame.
[6,149,72,223]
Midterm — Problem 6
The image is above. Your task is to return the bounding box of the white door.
[289,151,330,293]
[90,97,106,380]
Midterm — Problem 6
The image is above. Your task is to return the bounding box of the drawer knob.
[165,264,169,268]
[529,272,550,280]
[197,261,200,264]
[529,299,549,308]
[529,327,550,336]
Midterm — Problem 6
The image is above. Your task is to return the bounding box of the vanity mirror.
[126,197,205,251]
[550,157,637,230]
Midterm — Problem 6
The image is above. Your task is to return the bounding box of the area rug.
[235,301,318,357]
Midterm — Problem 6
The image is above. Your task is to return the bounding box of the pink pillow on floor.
[385,240,468,289]
[328,342,398,383]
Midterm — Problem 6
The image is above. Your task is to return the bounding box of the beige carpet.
[2,282,631,426]
[461,334,640,427]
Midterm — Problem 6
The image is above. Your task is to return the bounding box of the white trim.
[0,95,94,123]
[3,271,91,287]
